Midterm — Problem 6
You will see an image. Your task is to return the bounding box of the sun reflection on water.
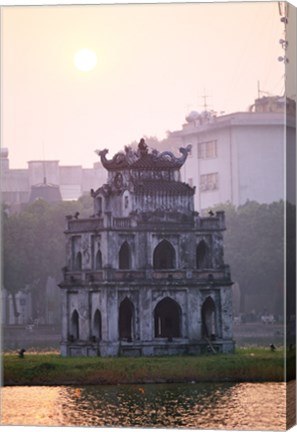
[1,382,287,429]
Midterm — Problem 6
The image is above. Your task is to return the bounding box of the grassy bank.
[2,347,294,386]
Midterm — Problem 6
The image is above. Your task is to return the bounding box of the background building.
[170,96,296,212]
[1,149,106,210]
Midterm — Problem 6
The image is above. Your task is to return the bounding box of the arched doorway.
[201,297,216,339]
[153,240,176,269]
[119,242,131,269]
[93,309,102,340]
[154,297,181,338]
[119,298,134,340]
[196,240,209,269]
[71,309,79,340]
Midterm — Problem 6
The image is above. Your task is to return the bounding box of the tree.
[2,197,91,320]
[212,200,286,316]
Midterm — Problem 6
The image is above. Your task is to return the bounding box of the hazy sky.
[1,1,289,168]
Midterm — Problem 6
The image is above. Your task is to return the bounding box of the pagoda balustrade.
[66,215,225,232]
[113,218,131,228]
[62,265,231,284]
[67,218,104,232]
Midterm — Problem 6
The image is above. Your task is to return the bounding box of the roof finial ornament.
[96,140,191,171]
[138,138,148,157]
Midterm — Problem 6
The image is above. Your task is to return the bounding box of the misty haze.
[1,0,296,351]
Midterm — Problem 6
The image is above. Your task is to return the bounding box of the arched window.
[93,309,102,340]
[119,241,131,269]
[95,196,103,215]
[74,252,82,271]
[154,297,181,338]
[95,250,102,270]
[119,297,134,340]
[71,309,79,340]
[196,240,210,269]
[153,240,176,269]
[201,297,216,339]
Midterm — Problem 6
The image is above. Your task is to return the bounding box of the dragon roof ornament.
[95,139,192,171]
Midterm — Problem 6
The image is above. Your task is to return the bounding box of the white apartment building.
[171,96,296,212]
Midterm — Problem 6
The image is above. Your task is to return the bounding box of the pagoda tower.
[60,139,234,356]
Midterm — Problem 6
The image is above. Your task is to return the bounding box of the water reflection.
[1,382,286,429]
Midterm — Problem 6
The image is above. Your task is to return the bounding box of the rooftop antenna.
[257,81,272,98]
[199,89,211,111]
[257,80,261,99]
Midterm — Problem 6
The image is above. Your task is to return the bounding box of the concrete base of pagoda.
[60,338,235,357]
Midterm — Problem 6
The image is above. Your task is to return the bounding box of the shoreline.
[2,322,286,353]
[3,377,290,387]
[3,347,295,386]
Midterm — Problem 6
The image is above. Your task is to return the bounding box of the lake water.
[0,382,289,429]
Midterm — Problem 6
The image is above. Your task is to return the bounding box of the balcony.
[62,266,231,285]
[67,218,104,232]
[65,214,225,233]
[195,211,225,230]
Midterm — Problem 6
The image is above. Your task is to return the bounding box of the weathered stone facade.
[60,139,235,356]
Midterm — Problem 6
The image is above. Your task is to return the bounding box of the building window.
[97,197,102,214]
[95,250,102,270]
[119,241,131,269]
[92,309,102,341]
[196,240,210,269]
[74,252,82,271]
[70,310,79,341]
[153,240,176,269]
[198,140,217,159]
[119,297,134,340]
[200,173,218,192]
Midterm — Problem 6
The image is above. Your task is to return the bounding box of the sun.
[74,49,97,72]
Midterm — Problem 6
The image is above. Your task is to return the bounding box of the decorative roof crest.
[95,139,192,171]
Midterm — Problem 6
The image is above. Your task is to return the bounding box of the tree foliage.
[213,200,293,316]
[2,196,92,318]
[2,197,294,319]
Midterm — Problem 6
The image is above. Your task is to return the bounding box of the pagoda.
[60,139,234,356]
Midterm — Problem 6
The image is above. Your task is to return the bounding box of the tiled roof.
[29,184,62,203]
[130,154,178,169]
[97,142,192,172]
[134,180,194,194]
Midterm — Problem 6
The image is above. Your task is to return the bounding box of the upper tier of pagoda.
[96,138,192,172]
